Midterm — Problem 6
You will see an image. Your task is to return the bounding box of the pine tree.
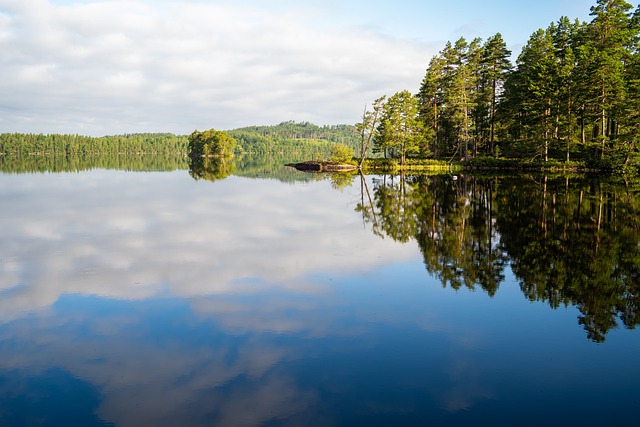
[374,91,425,165]
[480,33,512,155]
[551,17,584,161]
[418,55,445,158]
[619,5,640,165]
[442,37,478,160]
[508,28,558,161]
[578,0,634,158]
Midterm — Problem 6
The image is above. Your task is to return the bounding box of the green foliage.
[463,156,593,171]
[0,132,189,173]
[330,143,355,164]
[461,157,524,169]
[482,33,513,153]
[360,157,456,173]
[367,0,640,172]
[373,90,425,165]
[0,133,187,156]
[363,157,399,171]
[188,128,236,158]
[227,121,360,156]
[496,2,637,164]
[0,122,359,162]
[416,34,511,160]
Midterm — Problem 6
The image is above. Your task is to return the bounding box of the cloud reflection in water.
[0,170,453,426]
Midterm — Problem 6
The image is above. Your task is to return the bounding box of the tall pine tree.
[578,0,634,158]
[480,33,512,155]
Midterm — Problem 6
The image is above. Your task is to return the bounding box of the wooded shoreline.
[286,157,622,174]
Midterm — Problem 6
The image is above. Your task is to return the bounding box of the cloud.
[0,0,431,135]
[0,170,425,426]
[0,172,420,323]
[0,169,507,425]
[0,309,312,427]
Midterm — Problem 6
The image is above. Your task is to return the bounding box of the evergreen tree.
[442,37,478,160]
[467,37,486,157]
[417,55,445,158]
[551,17,584,162]
[480,33,512,155]
[380,1,640,169]
[620,5,640,166]
[578,0,635,158]
[507,28,558,161]
[374,90,425,165]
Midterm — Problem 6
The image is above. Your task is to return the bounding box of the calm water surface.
[0,164,639,426]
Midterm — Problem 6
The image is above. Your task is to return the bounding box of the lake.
[1,158,639,426]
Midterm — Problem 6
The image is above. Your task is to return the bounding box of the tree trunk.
[600,81,606,158]
[580,104,586,145]
[463,93,469,160]
[433,99,438,159]
[489,69,497,155]
[566,88,572,163]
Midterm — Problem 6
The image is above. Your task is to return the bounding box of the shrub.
[330,143,355,164]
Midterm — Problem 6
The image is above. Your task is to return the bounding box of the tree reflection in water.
[357,173,640,342]
[188,156,236,182]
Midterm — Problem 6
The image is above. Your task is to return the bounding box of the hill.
[227,121,360,155]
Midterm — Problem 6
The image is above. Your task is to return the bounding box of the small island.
[285,160,357,172]
[286,142,358,172]
[187,128,236,158]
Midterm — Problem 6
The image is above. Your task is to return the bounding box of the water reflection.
[357,173,640,342]
[0,171,417,322]
[0,152,188,173]
[0,170,424,425]
[188,156,236,182]
[1,169,639,425]
[0,297,313,427]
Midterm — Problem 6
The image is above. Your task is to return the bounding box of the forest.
[227,121,360,155]
[366,0,640,172]
[0,133,188,157]
[0,122,360,160]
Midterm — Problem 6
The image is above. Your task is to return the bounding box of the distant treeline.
[228,121,361,155]
[0,121,361,159]
[0,133,188,156]
[0,149,323,181]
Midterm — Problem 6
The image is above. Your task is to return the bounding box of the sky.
[0,0,602,136]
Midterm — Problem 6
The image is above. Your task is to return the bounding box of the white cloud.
[0,172,421,323]
[0,315,310,427]
[0,0,597,135]
[0,0,430,135]
[0,167,509,425]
